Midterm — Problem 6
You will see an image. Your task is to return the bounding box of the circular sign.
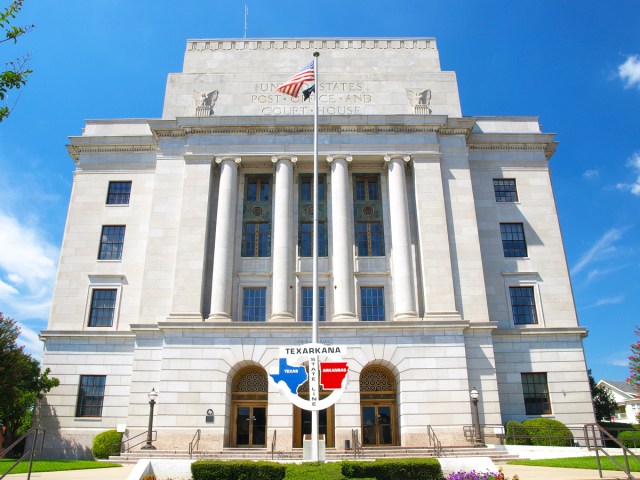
[206,409,213,416]
[269,343,349,411]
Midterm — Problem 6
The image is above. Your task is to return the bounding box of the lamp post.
[141,388,158,450]
[469,387,485,447]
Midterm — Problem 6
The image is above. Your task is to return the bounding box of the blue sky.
[0,1,638,383]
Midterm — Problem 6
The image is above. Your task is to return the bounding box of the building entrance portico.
[230,367,268,448]
[360,366,398,446]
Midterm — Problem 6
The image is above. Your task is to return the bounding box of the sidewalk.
[4,463,634,480]
[5,464,135,480]
[499,463,630,480]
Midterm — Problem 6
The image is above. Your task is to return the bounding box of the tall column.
[327,155,357,321]
[384,154,418,320]
[270,155,296,321]
[208,156,241,321]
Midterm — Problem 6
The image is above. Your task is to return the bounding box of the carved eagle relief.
[407,89,432,114]
[193,90,219,116]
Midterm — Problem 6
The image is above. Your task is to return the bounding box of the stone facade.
[38,38,595,458]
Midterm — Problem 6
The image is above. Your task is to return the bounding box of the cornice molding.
[67,144,157,161]
[187,38,436,53]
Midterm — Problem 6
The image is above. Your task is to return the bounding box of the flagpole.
[311,50,320,463]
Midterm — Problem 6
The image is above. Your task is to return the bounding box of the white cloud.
[583,169,599,179]
[616,152,640,195]
[0,209,59,322]
[594,295,625,307]
[18,322,44,361]
[619,55,640,90]
[570,228,625,275]
[606,355,629,368]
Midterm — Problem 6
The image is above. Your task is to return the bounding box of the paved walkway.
[499,463,630,480]
[5,464,135,480]
[4,463,635,480]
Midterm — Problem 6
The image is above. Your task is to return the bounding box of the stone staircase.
[109,445,522,464]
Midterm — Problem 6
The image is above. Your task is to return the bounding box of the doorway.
[293,405,335,447]
[230,367,268,448]
[359,366,398,446]
[233,404,267,447]
[361,404,394,446]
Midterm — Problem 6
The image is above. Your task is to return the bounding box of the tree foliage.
[629,326,640,392]
[0,0,33,122]
[0,312,58,449]
[588,369,618,422]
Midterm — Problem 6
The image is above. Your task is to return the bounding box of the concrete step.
[109,446,522,464]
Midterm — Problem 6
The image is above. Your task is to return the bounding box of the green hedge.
[342,458,443,480]
[191,460,286,480]
[523,418,573,447]
[91,430,123,459]
[504,420,530,445]
[618,430,640,448]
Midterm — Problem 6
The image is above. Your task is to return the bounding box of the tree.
[629,326,640,391]
[0,0,34,122]
[588,369,617,422]
[0,312,58,450]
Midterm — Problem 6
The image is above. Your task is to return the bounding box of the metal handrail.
[121,430,157,453]
[351,429,364,459]
[584,423,639,480]
[271,430,277,460]
[427,425,444,457]
[0,428,45,480]
[189,429,201,459]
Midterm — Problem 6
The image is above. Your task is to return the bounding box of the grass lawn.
[508,456,640,472]
[284,462,347,479]
[0,459,122,475]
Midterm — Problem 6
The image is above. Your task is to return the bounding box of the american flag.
[276,60,315,97]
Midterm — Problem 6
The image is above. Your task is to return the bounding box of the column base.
[207,313,233,322]
[270,312,295,322]
[331,313,359,322]
[393,312,420,321]
[422,312,462,322]
[167,312,204,322]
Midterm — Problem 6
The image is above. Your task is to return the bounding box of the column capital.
[271,155,298,164]
[384,154,411,163]
[215,156,242,165]
[326,154,353,164]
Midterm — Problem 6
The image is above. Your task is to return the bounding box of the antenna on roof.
[244,3,248,38]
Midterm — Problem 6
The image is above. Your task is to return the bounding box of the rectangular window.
[106,181,132,205]
[510,286,538,325]
[76,375,106,417]
[300,175,326,202]
[246,176,271,202]
[301,287,325,322]
[242,288,267,322]
[88,289,117,327]
[500,223,527,257]
[521,373,551,415]
[355,175,379,201]
[242,223,270,257]
[361,287,385,321]
[98,225,126,260]
[494,178,518,202]
[356,222,384,256]
[299,222,328,257]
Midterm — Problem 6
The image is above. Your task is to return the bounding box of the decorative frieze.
[187,38,435,52]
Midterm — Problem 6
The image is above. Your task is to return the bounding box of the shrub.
[191,460,286,480]
[522,418,573,447]
[342,458,443,480]
[91,429,123,459]
[504,420,530,445]
[142,475,157,480]
[618,430,640,448]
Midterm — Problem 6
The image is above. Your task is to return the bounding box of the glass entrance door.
[293,405,335,447]
[234,405,266,447]
[362,405,393,446]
